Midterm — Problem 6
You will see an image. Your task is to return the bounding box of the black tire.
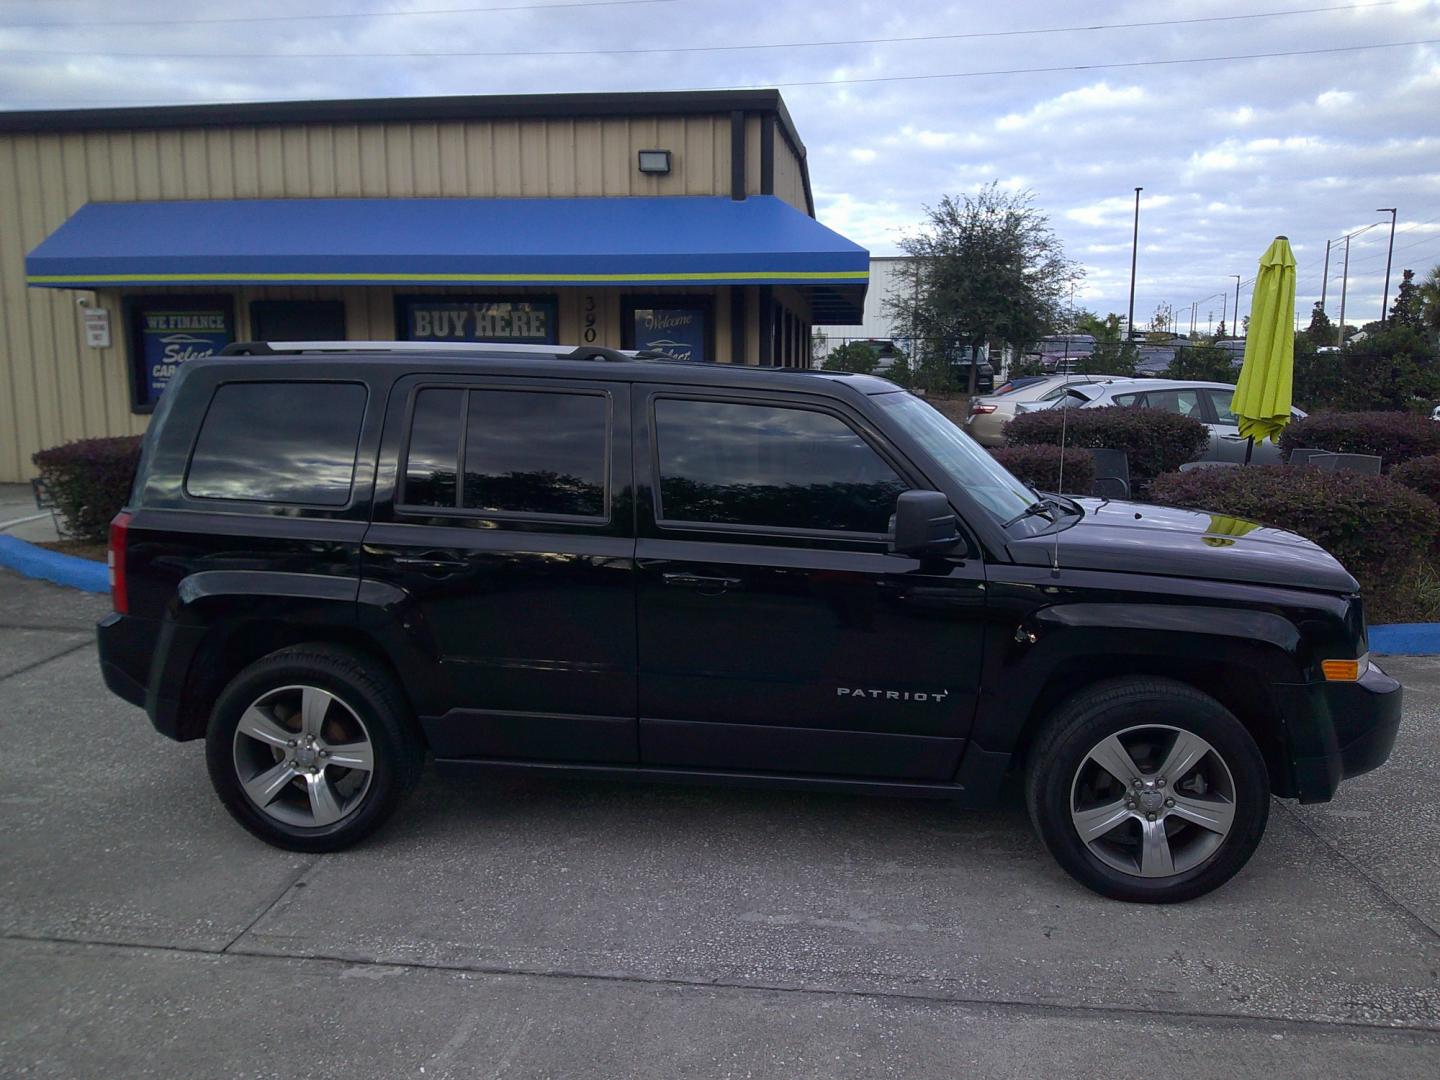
[205,644,423,852]
[1025,677,1269,903]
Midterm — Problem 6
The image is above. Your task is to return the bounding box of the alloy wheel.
[231,684,375,829]
[1069,724,1237,879]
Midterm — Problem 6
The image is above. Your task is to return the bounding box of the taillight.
[971,403,998,414]
[108,511,132,615]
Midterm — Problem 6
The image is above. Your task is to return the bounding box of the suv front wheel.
[205,645,423,852]
[1026,677,1269,902]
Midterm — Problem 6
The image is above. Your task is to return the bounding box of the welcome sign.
[632,306,708,363]
[402,299,557,344]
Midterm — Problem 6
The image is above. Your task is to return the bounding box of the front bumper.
[1289,660,1402,803]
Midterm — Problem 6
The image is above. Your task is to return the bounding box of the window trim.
[395,381,613,525]
[647,392,915,541]
[183,379,368,507]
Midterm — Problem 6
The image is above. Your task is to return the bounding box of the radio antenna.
[1051,341,1073,577]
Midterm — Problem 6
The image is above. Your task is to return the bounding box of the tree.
[1419,264,1440,338]
[1215,320,1228,338]
[1389,269,1424,331]
[822,341,880,374]
[887,183,1081,394]
[1302,301,1335,347]
[1148,302,1173,336]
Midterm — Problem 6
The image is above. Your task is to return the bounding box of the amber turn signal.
[1321,658,1365,682]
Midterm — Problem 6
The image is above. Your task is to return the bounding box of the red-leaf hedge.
[989,445,1095,495]
[1149,464,1438,594]
[31,436,142,542]
[1278,411,1440,470]
[1391,454,1440,507]
[1003,406,1209,493]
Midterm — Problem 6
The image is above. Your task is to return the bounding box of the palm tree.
[1421,263,1440,337]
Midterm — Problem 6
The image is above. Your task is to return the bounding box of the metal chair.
[1088,448,1130,499]
[1288,448,1334,468]
[1315,453,1382,475]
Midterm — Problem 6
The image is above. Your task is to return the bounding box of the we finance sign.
[402,299,557,344]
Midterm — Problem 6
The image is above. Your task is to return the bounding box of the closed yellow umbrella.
[1231,235,1296,460]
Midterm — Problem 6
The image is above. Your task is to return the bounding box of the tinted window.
[187,382,366,505]
[1205,389,1237,423]
[1143,388,1204,418]
[463,390,607,517]
[654,399,906,533]
[1112,393,1143,407]
[403,388,463,507]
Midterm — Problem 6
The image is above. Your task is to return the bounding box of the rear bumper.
[1289,661,1402,803]
[97,611,192,740]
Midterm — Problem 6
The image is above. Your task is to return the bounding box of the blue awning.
[26,195,868,321]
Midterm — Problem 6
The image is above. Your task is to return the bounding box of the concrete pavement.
[1,568,1437,1078]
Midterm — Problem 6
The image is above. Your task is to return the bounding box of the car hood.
[1007,498,1358,593]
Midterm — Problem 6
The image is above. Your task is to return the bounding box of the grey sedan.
[1017,378,1305,464]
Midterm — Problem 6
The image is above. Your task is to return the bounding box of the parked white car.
[1016,378,1306,465]
[963,374,1121,447]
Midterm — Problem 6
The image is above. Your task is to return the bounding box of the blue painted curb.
[1369,623,1440,656]
[0,534,108,593]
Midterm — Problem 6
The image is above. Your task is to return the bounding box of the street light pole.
[1127,186,1142,340]
[1232,274,1242,337]
[1377,207,1397,323]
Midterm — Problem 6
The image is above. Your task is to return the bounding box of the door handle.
[1220,433,1248,441]
[662,572,742,593]
[393,552,468,573]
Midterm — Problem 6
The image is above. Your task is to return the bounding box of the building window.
[653,398,907,534]
[124,295,235,413]
[622,296,713,363]
[396,296,558,344]
[186,382,367,505]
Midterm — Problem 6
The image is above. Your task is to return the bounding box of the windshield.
[874,392,1036,521]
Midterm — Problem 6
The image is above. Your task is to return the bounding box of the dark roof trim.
[0,87,807,153]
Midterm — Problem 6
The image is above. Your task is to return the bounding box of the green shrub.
[822,342,880,374]
[1166,342,1235,382]
[31,436,142,542]
[1278,411,1440,469]
[1003,406,1209,493]
[1390,454,1440,506]
[989,445,1094,495]
[1148,465,1438,597]
[1292,324,1439,411]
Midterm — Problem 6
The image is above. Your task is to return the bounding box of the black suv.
[97,342,1401,902]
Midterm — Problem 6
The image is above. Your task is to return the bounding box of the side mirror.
[890,490,961,556]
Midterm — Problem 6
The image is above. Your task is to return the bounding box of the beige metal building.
[0,90,868,483]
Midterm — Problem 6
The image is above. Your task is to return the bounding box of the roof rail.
[221,341,704,363]
[222,340,573,356]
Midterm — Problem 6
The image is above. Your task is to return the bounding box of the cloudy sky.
[1,0,1437,331]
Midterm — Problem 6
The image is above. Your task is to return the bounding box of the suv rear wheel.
[205,645,423,852]
[1025,677,1269,902]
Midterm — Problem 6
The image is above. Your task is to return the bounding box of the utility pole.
[1377,207,1397,323]
[1320,238,1331,313]
[1190,302,1197,337]
[1232,274,1242,336]
[1127,186,1142,341]
[1337,233,1350,347]
[1220,291,1227,337]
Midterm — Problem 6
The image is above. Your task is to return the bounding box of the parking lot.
[1,569,1437,1078]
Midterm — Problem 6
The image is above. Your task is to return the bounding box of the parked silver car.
[963,374,1120,447]
[1016,378,1306,464]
